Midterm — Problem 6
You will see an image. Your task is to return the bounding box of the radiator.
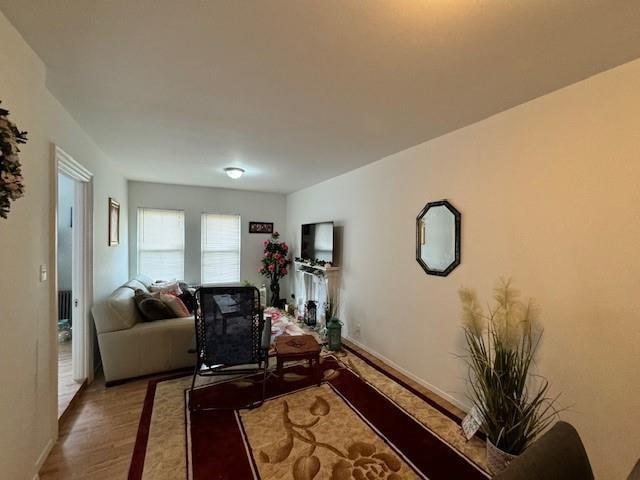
[58,290,72,321]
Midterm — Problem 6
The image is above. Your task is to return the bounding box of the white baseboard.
[343,336,471,413]
[34,437,55,479]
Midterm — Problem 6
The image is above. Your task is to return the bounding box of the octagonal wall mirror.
[416,200,461,276]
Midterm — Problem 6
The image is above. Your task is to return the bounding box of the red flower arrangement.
[259,231,291,306]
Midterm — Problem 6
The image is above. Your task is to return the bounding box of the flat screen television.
[301,222,334,263]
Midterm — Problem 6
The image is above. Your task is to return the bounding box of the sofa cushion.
[93,287,142,333]
[134,289,176,321]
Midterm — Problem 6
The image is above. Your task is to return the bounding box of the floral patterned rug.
[129,348,488,480]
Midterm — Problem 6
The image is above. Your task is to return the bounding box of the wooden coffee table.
[275,334,321,385]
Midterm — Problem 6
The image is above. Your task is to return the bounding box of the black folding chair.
[189,286,271,412]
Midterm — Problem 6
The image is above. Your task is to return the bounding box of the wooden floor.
[42,372,154,479]
[40,340,463,479]
[58,341,83,418]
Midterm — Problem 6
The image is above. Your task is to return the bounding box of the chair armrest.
[494,421,594,480]
[261,316,272,350]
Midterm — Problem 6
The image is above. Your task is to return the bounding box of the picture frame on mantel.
[108,197,120,246]
[249,221,274,234]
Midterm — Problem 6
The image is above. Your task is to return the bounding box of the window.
[201,213,241,284]
[137,208,185,280]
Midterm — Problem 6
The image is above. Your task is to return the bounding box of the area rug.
[129,347,489,479]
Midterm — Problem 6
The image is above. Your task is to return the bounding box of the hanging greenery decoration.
[0,102,27,219]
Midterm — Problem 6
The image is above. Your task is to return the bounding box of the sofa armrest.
[97,316,195,383]
[92,287,142,334]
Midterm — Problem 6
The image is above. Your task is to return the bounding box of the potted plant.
[458,279,561,475]
[259,232,291,307]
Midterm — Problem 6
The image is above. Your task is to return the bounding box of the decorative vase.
[269,279,280,307]
[486,439,517,475]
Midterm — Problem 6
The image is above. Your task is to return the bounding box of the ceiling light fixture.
[224,167,245,179]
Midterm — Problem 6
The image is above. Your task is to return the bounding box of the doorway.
[54,146,94,418]
[57,172,78,416]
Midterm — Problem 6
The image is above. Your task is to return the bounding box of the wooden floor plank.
[58,340,83,418]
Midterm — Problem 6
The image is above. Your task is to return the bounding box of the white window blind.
[201,213,241,284]
[137,208,185,280]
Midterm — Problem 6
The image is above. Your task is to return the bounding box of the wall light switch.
[39,264,47,282]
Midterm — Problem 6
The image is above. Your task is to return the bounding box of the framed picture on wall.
[249,221,274,234]
[108,197,120,246]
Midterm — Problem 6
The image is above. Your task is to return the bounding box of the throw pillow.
[149,280,182,296]
[134,289,175,321]
[159,293,191,318]
[178,282,196,313]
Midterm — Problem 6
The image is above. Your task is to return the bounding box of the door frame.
[52,144,94,392]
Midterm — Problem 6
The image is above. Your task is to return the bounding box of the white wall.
[287,59,640,479]
[128,181,287,289]
[0,11,129,479]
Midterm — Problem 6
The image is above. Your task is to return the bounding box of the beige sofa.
[92,274,196,384]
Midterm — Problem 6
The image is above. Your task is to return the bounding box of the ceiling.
[2,1,640,193]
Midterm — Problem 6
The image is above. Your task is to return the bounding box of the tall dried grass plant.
[459,278,561,455]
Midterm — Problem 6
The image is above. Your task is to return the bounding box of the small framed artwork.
[249,221,274,234]
[108,197,120,246]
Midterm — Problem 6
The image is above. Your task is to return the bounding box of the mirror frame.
[415,199,461,277]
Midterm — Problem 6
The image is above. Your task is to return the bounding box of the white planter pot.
[486,438,517,476]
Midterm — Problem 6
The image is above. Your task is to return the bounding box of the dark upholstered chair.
[189,286,271,411]
[628,459,640,480]
[494,421,594,480]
